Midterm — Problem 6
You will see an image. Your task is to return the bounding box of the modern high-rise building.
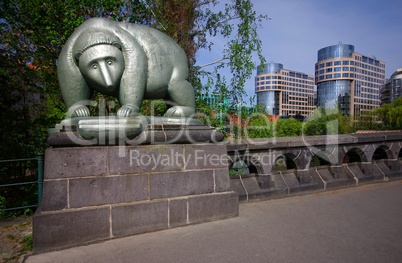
[255,63,315,117]
[380,68,402,105]
[315,44,386,116]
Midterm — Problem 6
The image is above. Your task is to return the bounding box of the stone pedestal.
[47,116,224,146]
[33,144,238,253]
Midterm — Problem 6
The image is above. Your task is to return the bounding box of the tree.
[192,0,267,102]
[302,107,347,136]
[273,118,302,137]
[140,0,267,102]
[374,97,402,129]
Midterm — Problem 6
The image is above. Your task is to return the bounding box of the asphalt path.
[25,180,402,263]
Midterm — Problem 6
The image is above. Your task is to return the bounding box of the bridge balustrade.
[226,133,402,202]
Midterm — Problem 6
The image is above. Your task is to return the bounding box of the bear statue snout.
[99,61,114,89]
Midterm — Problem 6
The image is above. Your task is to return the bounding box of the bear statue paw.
[117,104,139,117]
[68,105,90,118]
[165,106,194,118]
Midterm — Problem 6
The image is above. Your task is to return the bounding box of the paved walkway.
[25,180,402,263]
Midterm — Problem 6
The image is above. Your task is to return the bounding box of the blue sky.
[196,0,402,102]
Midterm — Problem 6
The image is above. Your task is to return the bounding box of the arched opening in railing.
[372,146,390,161]
[310,154,331,167]
[229,160,257,177]
[343,148,366,163]
[273,154,297,171]
[398,148,402,159]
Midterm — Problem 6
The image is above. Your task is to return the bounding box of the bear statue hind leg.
[165,79,196,118]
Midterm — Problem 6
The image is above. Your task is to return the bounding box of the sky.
[196,0,402,102]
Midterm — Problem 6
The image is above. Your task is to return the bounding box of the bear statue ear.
[75,52,82,61]
[112,41,122,51]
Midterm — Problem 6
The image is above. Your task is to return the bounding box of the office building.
[315,44,385,116]
[255,63,315,117]
[380,68,402,104]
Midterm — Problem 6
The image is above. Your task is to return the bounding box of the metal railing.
[0,154,44,213]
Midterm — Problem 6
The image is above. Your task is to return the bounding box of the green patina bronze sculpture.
[49,17,223,146]
[58,17,195,118]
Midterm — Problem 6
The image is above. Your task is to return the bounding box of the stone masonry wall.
[33,144,239,253]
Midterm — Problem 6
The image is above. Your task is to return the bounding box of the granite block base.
[33,144,238,253]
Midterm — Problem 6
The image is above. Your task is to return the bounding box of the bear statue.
[57,17,196,118]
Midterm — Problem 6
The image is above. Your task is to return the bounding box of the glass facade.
[380,68,402,104]
[317,80,351,114]
[317,44,354,61]
[257,63,283,74]
[256,91,280,115]
[315,44,385,116]
[255,63,315,117]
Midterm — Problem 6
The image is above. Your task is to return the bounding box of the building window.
[326,62,333,67]
[343,67,349,71]
[342,73,349,77]
[334,61,341,65]
[334,67,341,72]
[326,74,332,79]
[326,68,333,73]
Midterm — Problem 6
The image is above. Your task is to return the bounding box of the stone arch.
[272,153,297,171]
[342,148,367,163]
[228,153,262,177]
[310,153,332,167]
[372,145,393,161]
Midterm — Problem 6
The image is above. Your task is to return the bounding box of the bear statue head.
[73,31,125,95]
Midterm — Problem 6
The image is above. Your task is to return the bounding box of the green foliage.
[244,114,304,139]
[244,113,273,138]
[374,97,402,129]
[229,161,249,177]
[302,107,351,136]
[273,118,302,137]
[140,100,168,116]
[194,98,222,128]
[0,195,6,218]
[20,234,33,252]
[0,183,37,219]
[194,0,267,103]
